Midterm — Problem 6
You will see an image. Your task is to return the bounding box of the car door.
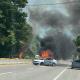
[74,60,80,68]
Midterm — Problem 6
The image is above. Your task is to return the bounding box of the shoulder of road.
[0,58,71,66]
[0,58,32,65]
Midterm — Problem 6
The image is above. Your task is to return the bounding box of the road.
[0,62,80,80]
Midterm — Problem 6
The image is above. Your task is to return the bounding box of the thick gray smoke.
[71,1,80,35]
[65,0,80,35]
[41,32,75,59]
[27,0,80,59]
[29,8,68,27]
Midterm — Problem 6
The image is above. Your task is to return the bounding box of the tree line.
[0,0,32,58]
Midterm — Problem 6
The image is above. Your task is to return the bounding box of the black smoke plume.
[28,0,80,59]
[40,32,75,59]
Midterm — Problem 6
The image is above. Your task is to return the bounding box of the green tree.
[30,36,40,55]
[73,35,80,59]
[75,35,80,46]
[0,0,32,58]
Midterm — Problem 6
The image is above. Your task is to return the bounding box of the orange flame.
[41,50,49,58]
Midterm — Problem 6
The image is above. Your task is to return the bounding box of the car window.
[75,60,80,63]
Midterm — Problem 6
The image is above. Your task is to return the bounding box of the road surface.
[0,62,80,80]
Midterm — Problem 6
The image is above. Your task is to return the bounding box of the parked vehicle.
[33,59,44,65]
[71,60,80,69]
[44,58,57,66]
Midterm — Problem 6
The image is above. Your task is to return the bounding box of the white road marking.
[53,67,67,80]
[0,72,13,76]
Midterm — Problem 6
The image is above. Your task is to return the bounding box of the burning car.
[33,48,57,66]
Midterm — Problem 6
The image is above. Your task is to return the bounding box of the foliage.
[0,0,32,58]
[29,36,40,55]
[73,35,80,59]
[75,35,80,46]
[24,48,35,59]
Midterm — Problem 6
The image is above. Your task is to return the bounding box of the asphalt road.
[0,62,80,80]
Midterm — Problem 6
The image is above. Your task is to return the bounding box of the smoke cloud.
[27,0,80,59]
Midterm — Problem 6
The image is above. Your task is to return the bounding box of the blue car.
[44,58,57,66]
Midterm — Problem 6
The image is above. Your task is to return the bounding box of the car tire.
[33,63,38,65]
[71,67,73,69]
[40,62,44,65]
[71,66,74,69]
[51,64,53,66]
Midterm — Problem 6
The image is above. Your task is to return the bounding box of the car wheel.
[71,66,74,69]
[33,63,38,65]
[40,62,44,65]
[51,64,53,66]
[71,67,73,69]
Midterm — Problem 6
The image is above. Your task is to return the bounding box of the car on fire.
[33,58,57,66]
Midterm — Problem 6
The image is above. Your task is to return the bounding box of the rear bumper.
[71,63,80,68]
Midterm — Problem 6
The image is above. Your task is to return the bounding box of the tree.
[29,36,40,56]
[73,35,80,59]
[0,0,32,58]
[75,35,80,46]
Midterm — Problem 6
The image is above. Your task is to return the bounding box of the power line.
[26,0,80,6]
